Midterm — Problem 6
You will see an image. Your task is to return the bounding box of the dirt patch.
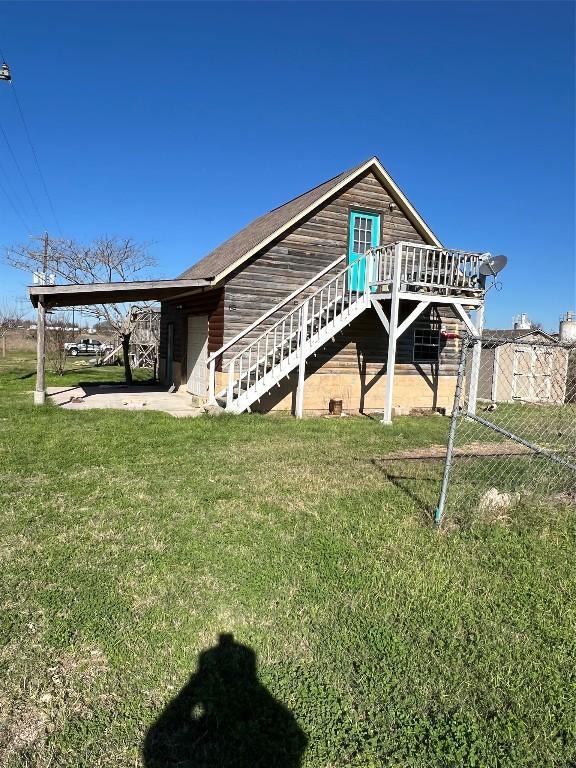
[0,647,108,765]
[378,441,532,462]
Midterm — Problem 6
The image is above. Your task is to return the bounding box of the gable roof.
[180,156,442,284]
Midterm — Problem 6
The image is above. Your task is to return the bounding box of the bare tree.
[0,300,24,358]
[5,236,157,384]
[46,312,73,375]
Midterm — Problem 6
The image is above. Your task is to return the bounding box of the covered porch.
[28,277,211,406]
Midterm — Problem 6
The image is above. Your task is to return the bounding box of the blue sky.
[0,1,574,330]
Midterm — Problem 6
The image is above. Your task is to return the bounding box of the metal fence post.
[468,303,485,415]
[434,336,470,526]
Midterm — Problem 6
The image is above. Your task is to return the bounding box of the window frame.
[412,324,441,363]
[347,209,381,258]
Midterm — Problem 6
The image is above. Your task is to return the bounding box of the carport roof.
[28,278,211,308]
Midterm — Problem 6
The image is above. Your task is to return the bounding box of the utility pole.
[33,232,49,406]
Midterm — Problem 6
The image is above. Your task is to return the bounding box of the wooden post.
[382,243,402,424]
[208,358,216,403]
[34,295,46,405]
[468,302,485,415]
[33,233,49,406]
[295,300,309,418]
[226,360,234,410]
[364,251,373,302]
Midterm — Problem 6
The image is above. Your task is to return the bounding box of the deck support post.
[295,299,309,418]
[382,244,402,425]
[34,295,46,406]
[467,302,485,416]
[208,358,216,404]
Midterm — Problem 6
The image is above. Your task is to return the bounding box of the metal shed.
[475,330,569,404]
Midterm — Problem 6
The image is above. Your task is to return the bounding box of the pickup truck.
[63,338,114,356]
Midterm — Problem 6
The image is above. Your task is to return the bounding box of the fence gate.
[435,332,576,526]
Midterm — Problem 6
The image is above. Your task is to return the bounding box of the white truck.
[63,338,113,357]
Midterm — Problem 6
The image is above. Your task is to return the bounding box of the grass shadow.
[76,381,161,392]
[372,457,442,523]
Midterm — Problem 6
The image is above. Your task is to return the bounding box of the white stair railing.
[207,253,347,403]
[219,251,375,412]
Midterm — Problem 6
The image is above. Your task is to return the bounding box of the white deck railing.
[374,241,485,293]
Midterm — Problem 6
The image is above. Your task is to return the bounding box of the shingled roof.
[482,328,558,346]
[180,156,441,283]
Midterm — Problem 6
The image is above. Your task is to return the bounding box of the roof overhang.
[210,156,443,285]
[28,278,211,308]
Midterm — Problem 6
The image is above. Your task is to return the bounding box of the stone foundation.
[215,370,456,415]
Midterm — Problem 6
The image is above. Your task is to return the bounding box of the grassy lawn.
[0,354,574,767]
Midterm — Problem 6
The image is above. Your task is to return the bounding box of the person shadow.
[142,633,308,768]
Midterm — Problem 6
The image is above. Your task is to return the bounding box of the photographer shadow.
[143,633,307,768]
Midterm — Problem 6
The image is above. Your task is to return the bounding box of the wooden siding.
[309,304,461,376]
[221,170,429,363]
[159,289,223,384]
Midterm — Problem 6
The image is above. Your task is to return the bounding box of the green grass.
[0,355,574,767]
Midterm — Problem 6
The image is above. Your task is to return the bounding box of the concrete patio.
[46,384,203,418]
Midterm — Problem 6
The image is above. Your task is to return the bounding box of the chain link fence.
[435,331,576,526]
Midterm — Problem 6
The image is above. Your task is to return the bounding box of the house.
[475,328,570,405]
[28,155,496,419]
[157,156,492,419]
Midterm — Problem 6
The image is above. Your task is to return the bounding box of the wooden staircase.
[209,253,374,413]
[207,242,487,416]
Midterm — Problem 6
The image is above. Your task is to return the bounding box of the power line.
[0,152,32,228]
[0,174,31,231]
[0,45,46,225]
[10,83,63,236]
[0,116,45,224]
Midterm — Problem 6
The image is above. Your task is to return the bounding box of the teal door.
[348,211,380,291]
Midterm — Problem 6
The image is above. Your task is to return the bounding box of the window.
[352,215,374,254]
[413,326,441,362]
[349,211,380,256]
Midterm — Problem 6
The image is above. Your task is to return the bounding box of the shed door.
[187,315,208,397]
[512,348,532,401]
[512,346,553,402]
[531,347,553,401]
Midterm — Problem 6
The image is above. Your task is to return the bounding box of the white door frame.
[186,315,209,397]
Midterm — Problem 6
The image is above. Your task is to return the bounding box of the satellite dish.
[479,253,507,276]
